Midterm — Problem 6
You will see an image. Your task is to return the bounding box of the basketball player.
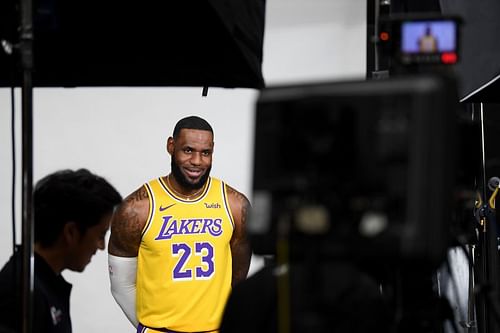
[418,26,438,53]
[108,116,251,333]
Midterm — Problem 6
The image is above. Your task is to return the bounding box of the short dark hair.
[34,169,122,247]
[172,116,213,138]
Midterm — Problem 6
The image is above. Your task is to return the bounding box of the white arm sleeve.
[108,254,139,328]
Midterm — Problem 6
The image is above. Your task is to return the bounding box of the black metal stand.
[473,103,500,333]
[19,0,34,332]
[474,202,500,333]
[367,0,391,80]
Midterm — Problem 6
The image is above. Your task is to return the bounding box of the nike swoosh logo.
[159,203,176,212]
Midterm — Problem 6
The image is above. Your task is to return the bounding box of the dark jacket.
[0,248,72,333]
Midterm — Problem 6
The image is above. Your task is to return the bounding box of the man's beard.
[171,158,211,190]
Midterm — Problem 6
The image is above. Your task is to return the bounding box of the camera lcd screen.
[397,19,459,65]
[401,20,457,54]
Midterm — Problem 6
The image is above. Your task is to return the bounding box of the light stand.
[19,0,34,332]
[473,103,500,333]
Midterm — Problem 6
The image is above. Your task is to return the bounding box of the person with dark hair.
[108,115,251,333]
[0,169,122,333]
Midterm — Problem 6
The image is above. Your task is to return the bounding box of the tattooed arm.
[226,185,252,287]
[108,186,150,257]
[108,185,149,327]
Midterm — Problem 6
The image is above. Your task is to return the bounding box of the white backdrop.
[0,1,366,332]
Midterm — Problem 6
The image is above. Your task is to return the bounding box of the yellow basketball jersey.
[137,176,234,332]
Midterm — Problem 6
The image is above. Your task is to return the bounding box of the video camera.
[248,74,476,268]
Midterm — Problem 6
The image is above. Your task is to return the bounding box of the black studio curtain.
[440,0,500,102]
[391,0,441,13]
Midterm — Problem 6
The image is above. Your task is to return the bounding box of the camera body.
[249,74,460,267]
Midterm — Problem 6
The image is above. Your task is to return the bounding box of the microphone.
[488,176,500,191]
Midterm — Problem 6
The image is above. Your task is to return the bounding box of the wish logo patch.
[204,202,221,209]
